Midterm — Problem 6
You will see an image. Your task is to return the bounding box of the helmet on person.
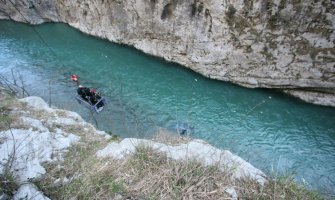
[71,75,78,82]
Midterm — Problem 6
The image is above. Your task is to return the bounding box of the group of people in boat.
[71,75,104,109]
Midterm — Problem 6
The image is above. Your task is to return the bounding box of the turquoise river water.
[1,21,334,194]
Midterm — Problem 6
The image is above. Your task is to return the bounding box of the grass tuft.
[0,171,18,197]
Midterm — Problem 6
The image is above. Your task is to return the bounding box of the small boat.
[75,95,107,114]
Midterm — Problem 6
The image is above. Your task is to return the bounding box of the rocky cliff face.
[1,0,334,106]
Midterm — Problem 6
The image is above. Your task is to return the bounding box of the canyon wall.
[1,0,334,106]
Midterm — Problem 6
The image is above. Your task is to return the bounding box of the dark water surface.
[1,21,334,194]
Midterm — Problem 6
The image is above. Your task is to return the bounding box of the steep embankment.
[1,0,334,106]
[0,90,265,199]
[0,89,322,199]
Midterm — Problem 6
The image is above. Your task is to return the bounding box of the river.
[1,20,334,194]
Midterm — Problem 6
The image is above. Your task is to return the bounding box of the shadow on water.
[1,20,335,195]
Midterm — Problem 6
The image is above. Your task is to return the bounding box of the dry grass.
[116,145,232,199]
[36,142,109,199]
[35,142,323,200]
[38,144,234,200]
[0,89,20,131]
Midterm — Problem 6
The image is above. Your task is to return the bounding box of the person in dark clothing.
[87,88,104,108]
[77,85,93,102]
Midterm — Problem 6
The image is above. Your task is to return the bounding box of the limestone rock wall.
[1,0,334,106]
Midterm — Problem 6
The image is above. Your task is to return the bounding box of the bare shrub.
[0,129,19,198]
[0,69,29,98]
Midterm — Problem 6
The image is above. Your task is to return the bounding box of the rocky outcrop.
[0,91,267,199]
[97,138,267,185]
[1,0,334,106]
[0,91,111,199]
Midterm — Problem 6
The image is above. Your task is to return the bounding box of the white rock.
[95,130,112,139]
[13,184,50,200]
[61,110,84,122]
[224,187,238,200]
[47,117,77,126]
[20,96,54,113]
[20,117,49,132]
[0,129,79,181]
[97,138,267,185]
